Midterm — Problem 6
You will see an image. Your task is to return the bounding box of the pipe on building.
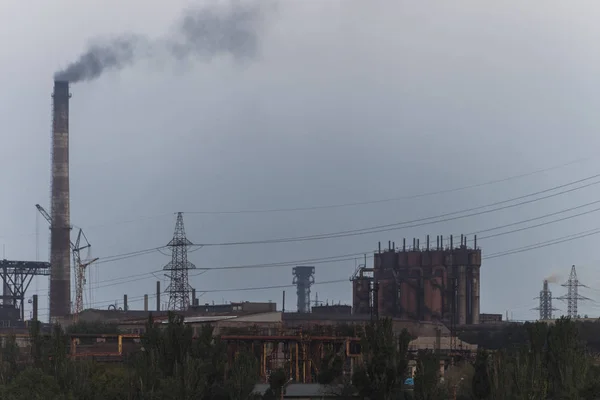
[156,281,161,311]
[471,268,480,324]
[458,266,467,325]
[144,294,148,311]
[123,294,128,311]
[32,294,38,321]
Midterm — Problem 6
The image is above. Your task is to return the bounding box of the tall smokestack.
[49,80,72,322]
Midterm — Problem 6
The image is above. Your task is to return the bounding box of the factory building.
[352,235,482,325]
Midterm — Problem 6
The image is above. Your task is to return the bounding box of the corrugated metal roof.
[160,315,238,324]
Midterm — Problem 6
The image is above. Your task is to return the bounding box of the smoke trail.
[54,2,268,83]
[545,273,561,284]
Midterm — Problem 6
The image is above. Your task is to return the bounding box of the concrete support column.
[458,265,467,325]
[471,268,480,324]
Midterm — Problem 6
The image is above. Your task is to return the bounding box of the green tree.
[352,318,411,400]
[413,349,443,400]
[0,334,20,384]
[547,317,588,399]
[0,367,66,400]
[264,368,288,400]
[226,350,260,400]
[471,349,491,399]
[317,348,344,385]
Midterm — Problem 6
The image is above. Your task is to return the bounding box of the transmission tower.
[557,265,590,318]
[292,266,315,313]
[533,279,559,320]
[163,212,196,311]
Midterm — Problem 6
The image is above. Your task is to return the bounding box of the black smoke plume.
[54,2,267,83]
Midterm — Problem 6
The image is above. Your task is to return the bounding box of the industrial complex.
[0,80,592,384]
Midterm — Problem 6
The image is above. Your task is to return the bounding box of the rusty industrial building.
[49,80,72,321]
[352,235,482,325]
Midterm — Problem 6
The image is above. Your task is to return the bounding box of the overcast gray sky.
[1,0,600,321]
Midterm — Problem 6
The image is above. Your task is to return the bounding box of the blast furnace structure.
[49,80,72,321]
[352,235,482,325]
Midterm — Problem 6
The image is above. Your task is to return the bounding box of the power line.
[483,227,600,259]
[86,198,600,273]
[61,227,600,298]
[465,200,600,241]
[28,227,600,309]
[182,158,588,214]
[193,173,600,246]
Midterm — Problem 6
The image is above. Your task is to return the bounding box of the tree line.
[0,314,599,399]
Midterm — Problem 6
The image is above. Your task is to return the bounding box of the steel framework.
[292,266,315,313]
[534,279,558,320]
[558,265,590,318]
[36,204,97,317]
[163,212,195,311]
[0,260,50,320]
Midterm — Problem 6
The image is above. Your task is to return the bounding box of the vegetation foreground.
[0,315,599,399]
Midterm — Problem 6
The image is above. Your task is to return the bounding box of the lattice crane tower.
[163,212,196,311]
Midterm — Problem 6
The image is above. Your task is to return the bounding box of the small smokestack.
[144,294,148,311]
[191,288,196,307]
[32,295,38,321]
[156,281,161,311]
[49,80,72,322]
[282,290,286,312]
[123,294,128,311]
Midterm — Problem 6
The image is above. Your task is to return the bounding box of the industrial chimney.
[49,80,72,321]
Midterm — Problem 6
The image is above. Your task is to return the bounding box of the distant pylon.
[163,212,196,311]
[557,265,590,318]
[533,279,558,320]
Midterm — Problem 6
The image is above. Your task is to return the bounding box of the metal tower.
[534,279,558,320]
[163,212,196,311]
[557,265,590,318]
[0,260,50,321]
[36,204,98,318]
[292,266,315,313]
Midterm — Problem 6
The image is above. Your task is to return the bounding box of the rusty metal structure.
[223,333,360,383]
[352,235,482,325]
[63,331,361,382]
[0,260,50,321]
[50,80,72,321]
